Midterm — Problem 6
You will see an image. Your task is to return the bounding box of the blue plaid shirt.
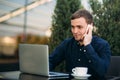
[49,36,111,79]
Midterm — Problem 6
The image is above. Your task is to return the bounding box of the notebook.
[19,44,69,77]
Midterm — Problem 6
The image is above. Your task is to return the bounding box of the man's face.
[71,17,88,41]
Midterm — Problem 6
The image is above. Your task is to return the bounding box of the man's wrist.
[84,43,90,46]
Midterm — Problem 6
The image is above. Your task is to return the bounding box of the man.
[49,9,111,80]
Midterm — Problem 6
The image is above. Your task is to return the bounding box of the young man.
[49,9,111,80]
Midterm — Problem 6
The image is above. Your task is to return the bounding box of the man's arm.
[49,41,66,71]
[84,41,111,77]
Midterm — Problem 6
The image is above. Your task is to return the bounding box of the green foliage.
[89,0,120,55]
[49,0,81,53]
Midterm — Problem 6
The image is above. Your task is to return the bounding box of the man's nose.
[73,28,78,33]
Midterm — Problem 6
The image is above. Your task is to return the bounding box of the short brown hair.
[71,9,93,24]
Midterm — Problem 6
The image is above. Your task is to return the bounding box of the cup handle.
[72,68,76,73]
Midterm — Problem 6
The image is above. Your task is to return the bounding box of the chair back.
[106,56,120,76]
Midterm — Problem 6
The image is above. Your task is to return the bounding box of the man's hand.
[83,24,93,46]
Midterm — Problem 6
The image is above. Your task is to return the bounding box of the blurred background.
[0,0,55,58]
[0,0,56,72]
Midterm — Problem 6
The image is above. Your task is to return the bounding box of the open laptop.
[19,44,69,78]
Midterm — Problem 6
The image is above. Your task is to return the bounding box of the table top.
[0,71,120,80]
[0,71,71,80]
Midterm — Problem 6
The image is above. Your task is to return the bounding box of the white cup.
[72,67,88,76]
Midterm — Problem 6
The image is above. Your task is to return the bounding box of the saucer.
[71,73,91,79]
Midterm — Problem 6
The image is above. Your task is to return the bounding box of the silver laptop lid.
[19,44,49,76]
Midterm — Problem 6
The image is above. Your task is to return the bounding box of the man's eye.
[77,26,82,29]
[71,26,74,28]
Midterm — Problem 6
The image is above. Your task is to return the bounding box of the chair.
[106,56,120,79]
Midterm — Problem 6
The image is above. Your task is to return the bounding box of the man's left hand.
[83,24,93,46]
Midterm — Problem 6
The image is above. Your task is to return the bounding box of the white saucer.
[71,73,91,79]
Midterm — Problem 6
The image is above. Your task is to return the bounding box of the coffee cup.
[72,67,88,76]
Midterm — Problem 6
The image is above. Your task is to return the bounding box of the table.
[0,71,120,80]
[0,71,71,80]
[0,71,92,80]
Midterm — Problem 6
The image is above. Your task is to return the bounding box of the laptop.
[19,44,69,78]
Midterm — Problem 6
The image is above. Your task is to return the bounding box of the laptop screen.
[19,44,49,76]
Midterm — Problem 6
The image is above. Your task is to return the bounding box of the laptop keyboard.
[49,72,69,76]
[49,72,62,75]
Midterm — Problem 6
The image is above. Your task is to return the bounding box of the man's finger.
[88,25,93,35]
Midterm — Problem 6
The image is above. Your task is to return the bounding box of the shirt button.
[84,50,86,52]
[80,49,82,51]
[88,60,91,63]
[78,59,81,61]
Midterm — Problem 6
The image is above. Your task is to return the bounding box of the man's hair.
[71,9,93,24]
